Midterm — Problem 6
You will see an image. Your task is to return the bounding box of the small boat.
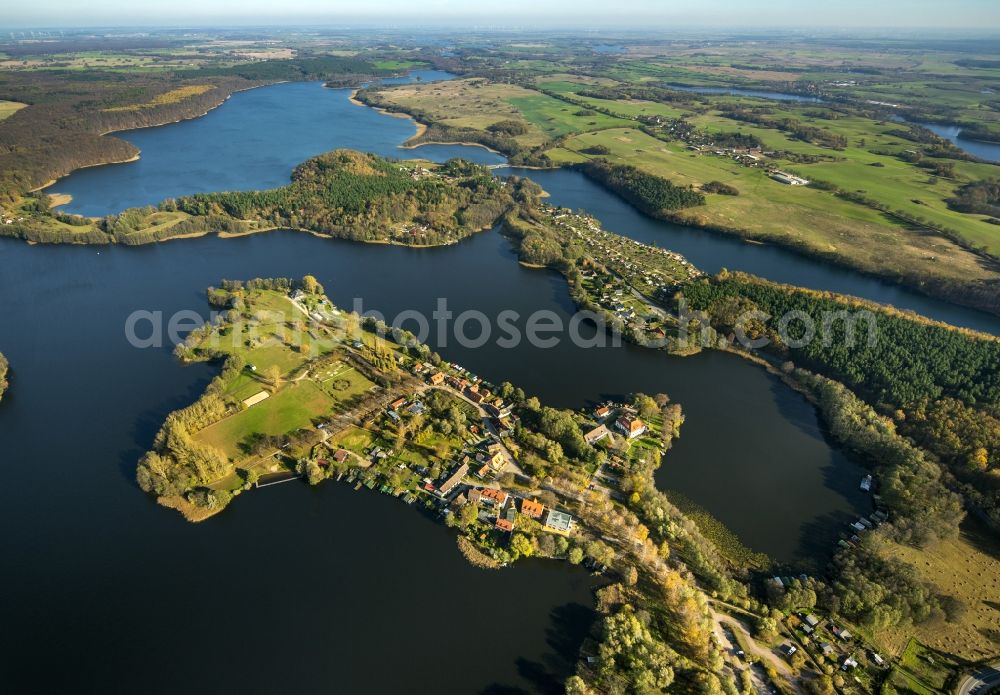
[860,475,873,492]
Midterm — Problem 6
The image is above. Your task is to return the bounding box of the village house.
[831,625,852,641]
[389,396,407,410]
[467,488,482,505]
[584,424,611,445]
[495,517,514,533]
[438,463,469,497]
[428,371,445,386]
[479,487,509,508]
[615,413,646,439]
[520,499,545,519]
[594,405,612,420]
[466,389,485,404]
[544,509,574,534]
[333,449,351,464]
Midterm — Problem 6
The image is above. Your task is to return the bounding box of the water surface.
[917,121,1000,163]
[0,234,597,694]
[51,76,998,334]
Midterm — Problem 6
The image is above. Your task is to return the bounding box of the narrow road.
[708,605,803,695]
[958,663,1000,695]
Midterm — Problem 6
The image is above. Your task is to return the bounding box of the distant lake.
[53,72,504,217]
[916,122,1000,164]
[667,84,823,103]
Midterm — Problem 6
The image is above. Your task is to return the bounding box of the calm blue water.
[50,75,999,333]
[510,167,1000,335]
[918,122,1000,164]
[668,84,823,103]
[54,73,503,216]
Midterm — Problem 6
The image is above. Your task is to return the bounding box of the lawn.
[329,425,376,454]
[897,640,958,692]
[314,361,375,404]
[195,380,335,459]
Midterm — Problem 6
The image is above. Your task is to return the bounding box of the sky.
[4,0,1000,30]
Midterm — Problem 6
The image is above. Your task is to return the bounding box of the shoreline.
[32,81,288,199]
[349,88,428,138]
[23,75,999,321]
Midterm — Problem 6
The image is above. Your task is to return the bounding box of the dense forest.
[680,273,1000,408]
[579,160,706,216]
[0,55,388,202]
[172,151,518,244]
[1,152,521,247]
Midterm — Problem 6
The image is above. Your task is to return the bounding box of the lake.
[917,122,1000,164]
[52,74,999,335]
[0,67,972,691]
[0,234,598,694]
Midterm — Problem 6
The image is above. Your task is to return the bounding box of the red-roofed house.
[615,414,646,439]
[520,499,545,519]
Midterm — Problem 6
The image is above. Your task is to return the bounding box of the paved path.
[958,663,1000,695]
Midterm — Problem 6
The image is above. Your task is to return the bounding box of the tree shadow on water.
[478,601,597,695]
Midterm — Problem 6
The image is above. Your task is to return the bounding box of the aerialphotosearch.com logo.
[123,297,878,353]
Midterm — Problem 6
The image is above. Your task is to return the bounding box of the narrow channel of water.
[917,121,1000,164]
[51,74,1000,335]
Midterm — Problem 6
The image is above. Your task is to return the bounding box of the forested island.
[1,151,526,247]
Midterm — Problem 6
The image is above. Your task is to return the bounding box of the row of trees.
[579,160,706,216]
[719,106,849,149]
[681,273,1000,408]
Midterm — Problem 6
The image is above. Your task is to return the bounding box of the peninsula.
[138,275,746,693]
[2,151,524,247]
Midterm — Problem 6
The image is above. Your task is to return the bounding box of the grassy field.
[546,127,999,288]
[685,109,1000,256]
[104,84,215,112]
[196,380,335,459]
[0,100,26,121]
[371,77,632,146]
[315,361,375,403]
[878,518,1000,661]
[372,78,550,147]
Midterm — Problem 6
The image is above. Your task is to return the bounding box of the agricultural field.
[103,84,215,112]
[0,100,26,121]
[878,519,1000,661]
[369,77,632,146]
[546,127,997,287]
